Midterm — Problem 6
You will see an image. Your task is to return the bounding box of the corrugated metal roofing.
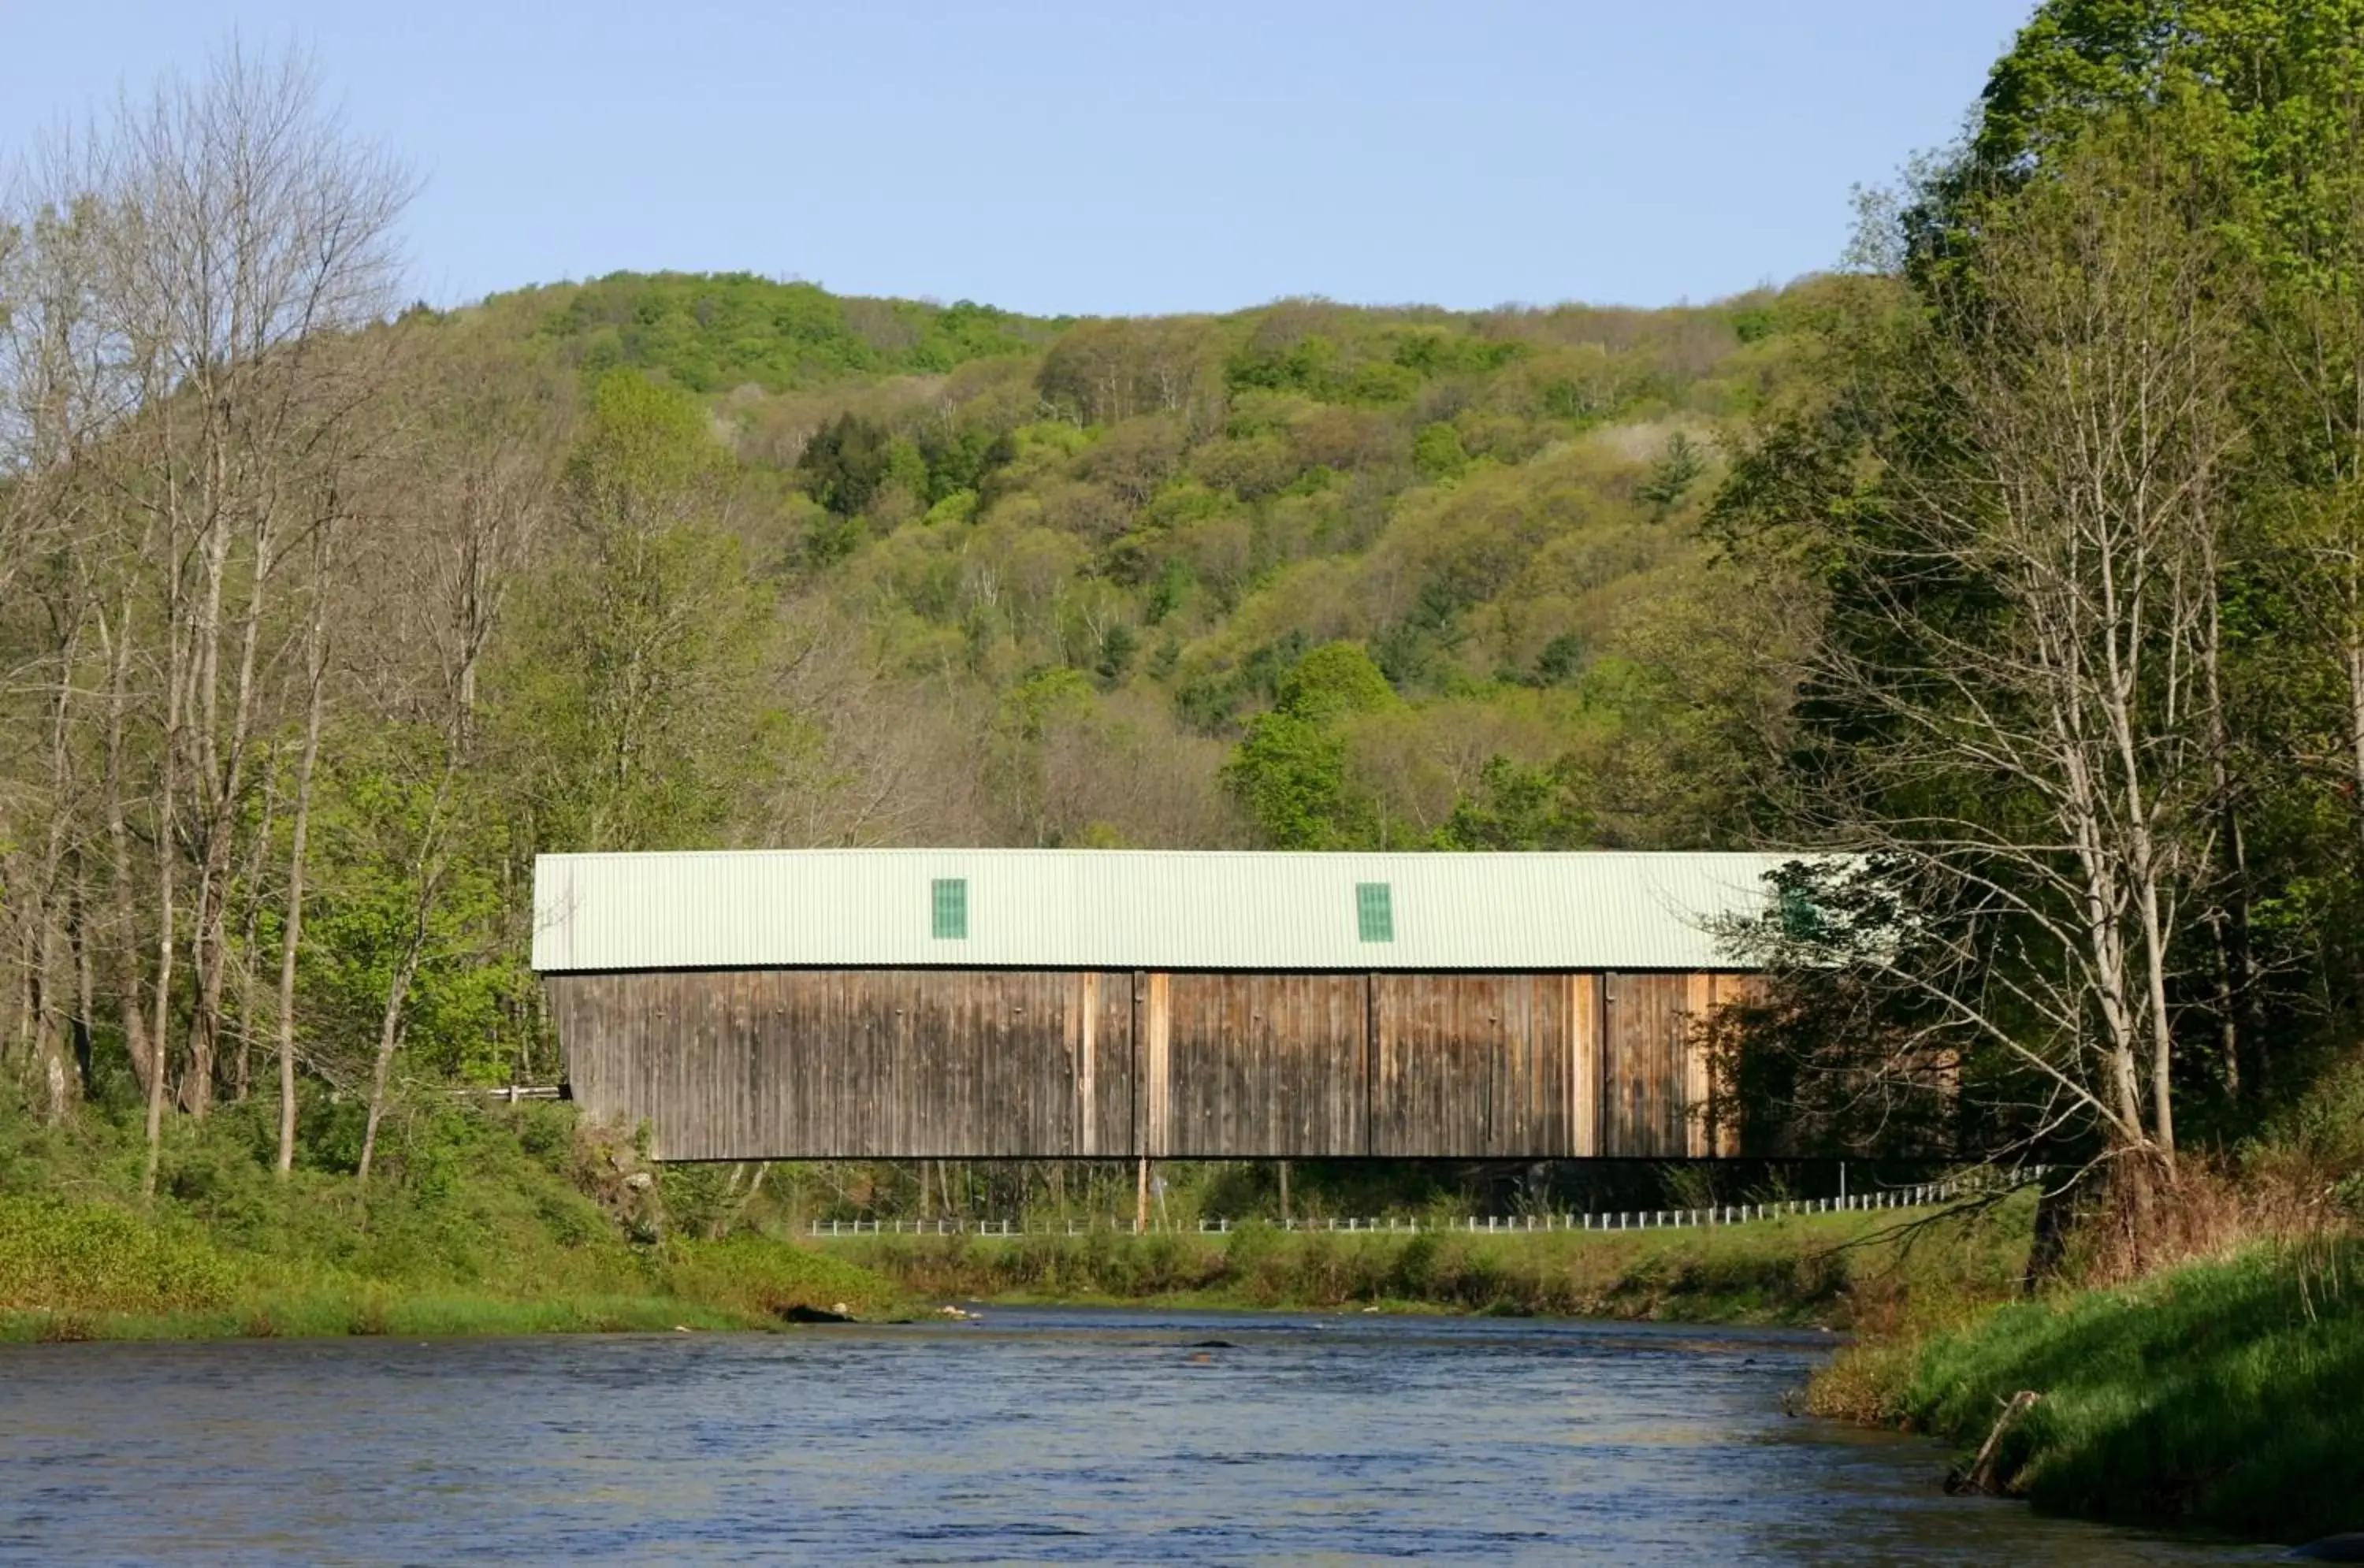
[531,849,1796,974]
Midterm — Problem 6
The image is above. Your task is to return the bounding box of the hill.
[429,269,1808,856]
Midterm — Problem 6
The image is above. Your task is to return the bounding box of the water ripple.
[0,1308,2275,1566]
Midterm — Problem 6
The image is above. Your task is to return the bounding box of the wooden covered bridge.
[531,849,1786,1162]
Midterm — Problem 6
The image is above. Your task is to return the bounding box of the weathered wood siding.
[1596,972,1754,1157]
[1370,974,1571,1157]
[1601,972,1691,1157]
[548,969,1138,1159]
[1151,973,1366,1157]
[548,967,1753,1160]
[1570,972,1602,1157]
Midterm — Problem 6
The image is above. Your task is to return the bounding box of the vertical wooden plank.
[1661,975,1685,1154]
[647,972,671,1160]
[1092,971,1131,1157]
[905,969,925,1160]
[794,970,817,1157]
[1715,974,1747,1158]
[1533,973,1566,1156]
[823,969,845,1157]
[748,970,769,1163]
[1600,971,1621,1157]
[649,973,668,1152]
[1363,971,1379,1157]
[1372,973,1406,1157]
[949,969,971,1159]
[1129,970,1145,1159]
[812,969,827,1157]
[676,971,697,1161]
[990,971,1010,1158]
[758,972,779,1158]
[1145,970,1170,1157]
[679,975,697,1162]
[1685,972,1713,1157]
[1518,975,1538,1154]
[1078,971,1098,1157]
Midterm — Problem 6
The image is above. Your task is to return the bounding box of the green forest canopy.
[440,269,1804,859]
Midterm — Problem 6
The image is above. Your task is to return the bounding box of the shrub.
[0,1199,236,1315]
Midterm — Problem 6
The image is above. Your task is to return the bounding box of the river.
[0,1308,2277,1565]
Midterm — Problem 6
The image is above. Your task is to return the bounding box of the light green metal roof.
[531,849,1796,973]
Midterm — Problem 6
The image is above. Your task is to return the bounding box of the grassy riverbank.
[1809,1241,2364,1543]
[826,1198,2037,1327]
[1808,1061,2364,1544]
[0,1100,909,1342]
[0,1085,2034,1339]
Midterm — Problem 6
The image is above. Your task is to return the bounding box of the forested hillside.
[0,61,1809,1176]
[459,267,1803,855]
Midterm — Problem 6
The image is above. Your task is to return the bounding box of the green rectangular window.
[931,878,968,940]
[1356,882,1394,942]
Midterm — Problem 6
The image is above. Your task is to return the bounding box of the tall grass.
[0,1197,235,1315]
[0,1094,909,1339]
[835,1198,2034,1325]
[1838,1242,2364,1541]
[1811,1053,2364,1542]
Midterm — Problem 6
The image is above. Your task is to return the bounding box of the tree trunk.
[274,602,330,1177]
[143,585,190,1202]
[232,769,277,1105]
[70,868,97,1098]
[355,938,426,1184]
[32,909,76,1124]
[101,598,154,1103]
[2023,1172,2075,1292]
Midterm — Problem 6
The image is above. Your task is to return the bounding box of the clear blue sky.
[2,2,2038,316]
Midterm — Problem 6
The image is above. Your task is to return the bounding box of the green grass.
[828,1198,2035,1326]
[1816,1241,2364,1542]
[1802,1057,2364,1544]
[0,1196,237,1316]
[0,1098,912,1341]
[0,1292,759,1344]
[0,1198,909,1343]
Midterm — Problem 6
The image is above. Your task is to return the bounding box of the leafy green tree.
[1637,432,1707,516]
[1902,0,2364,1100]
[797,412,894,516]
[1434,756,1594,849]
[498,370,782,853]
[1223,643,1398,847]
[1411,422,1470,481]
[919,425,1017,503]
[1533,632,1586,686]
[1095,622,1139,686]
[301,728,526,1096]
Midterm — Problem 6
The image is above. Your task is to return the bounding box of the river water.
[0,1308,2277,1565]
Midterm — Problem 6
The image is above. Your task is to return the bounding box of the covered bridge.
[532,849,1787,1162]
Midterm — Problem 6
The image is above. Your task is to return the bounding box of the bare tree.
[0,44,411,1189]
[1738,116,2247,1234]
[111,46,409,1124]
[351,347,558,1183]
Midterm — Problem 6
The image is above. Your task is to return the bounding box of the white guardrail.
[803,1170,2041,1239]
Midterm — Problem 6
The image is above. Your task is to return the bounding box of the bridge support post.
[1136,1155,1150,1233]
